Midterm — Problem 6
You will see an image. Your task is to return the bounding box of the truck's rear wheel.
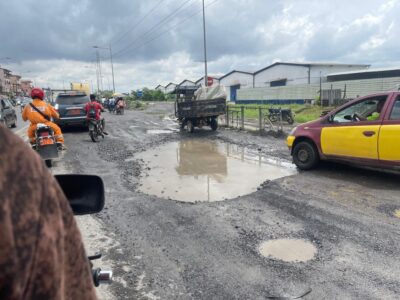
[210,118,218,131]
[186,120,194,133]
[292,141,319,170]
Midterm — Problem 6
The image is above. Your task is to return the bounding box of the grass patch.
[128,100,147,110]
[228,104,335,124]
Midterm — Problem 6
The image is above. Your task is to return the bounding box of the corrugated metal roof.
[165,82,177,88]
[218,70,253,80]
[254,61,370,75]
[328,67,400,76]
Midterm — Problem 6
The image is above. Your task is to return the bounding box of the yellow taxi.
[287,92,400,170]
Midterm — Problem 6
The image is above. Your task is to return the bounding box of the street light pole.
[95,49,101,93]
[202,0,208,87]
[109,44,115,93]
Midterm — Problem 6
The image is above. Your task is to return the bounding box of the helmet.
[90,94,96,100]
[31,88,45,100]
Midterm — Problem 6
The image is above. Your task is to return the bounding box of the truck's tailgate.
[176,98,226,118]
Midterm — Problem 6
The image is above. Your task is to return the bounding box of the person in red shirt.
[84,94,108,135]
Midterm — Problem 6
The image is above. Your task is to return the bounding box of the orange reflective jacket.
[22,98,59,124]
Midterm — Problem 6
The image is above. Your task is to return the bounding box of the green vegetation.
[131,88,166,101]
[130,100,147,110]
[228,104,334,124]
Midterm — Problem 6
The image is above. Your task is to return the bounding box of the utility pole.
[98,52,103,92]
[94,45,115,93]
[95,49,100,94]
[109,44,115,93]
[202,0,208,87]
[319,71,322,108]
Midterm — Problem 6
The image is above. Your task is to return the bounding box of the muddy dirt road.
[54,102,400,299]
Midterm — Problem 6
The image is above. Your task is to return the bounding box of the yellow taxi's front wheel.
[293,141,319,170]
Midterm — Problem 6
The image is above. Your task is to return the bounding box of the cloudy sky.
[0,0,399,92]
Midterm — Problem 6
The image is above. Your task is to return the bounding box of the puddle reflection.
[137,139,296,202]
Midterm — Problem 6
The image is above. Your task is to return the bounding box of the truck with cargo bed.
[174,85,226,133]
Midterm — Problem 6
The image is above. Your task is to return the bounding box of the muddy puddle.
[259,239,317,262]
[136,139,296,202]
[146,129,175,134]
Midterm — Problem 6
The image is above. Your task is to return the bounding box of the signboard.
[136,90,143,97]
[207,77,214,86]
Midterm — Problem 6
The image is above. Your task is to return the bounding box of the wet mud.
[137,139,296,202]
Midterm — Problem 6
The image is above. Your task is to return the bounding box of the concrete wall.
[237,76,400,104]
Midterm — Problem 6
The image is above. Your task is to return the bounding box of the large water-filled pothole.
[137,139,296,202]
[259,239,317,262]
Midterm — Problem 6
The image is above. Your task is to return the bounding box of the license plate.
[69,109,81,115]
[40,138,54,146]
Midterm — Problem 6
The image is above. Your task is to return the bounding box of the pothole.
[136,139,296,202]
[259,239,317,262]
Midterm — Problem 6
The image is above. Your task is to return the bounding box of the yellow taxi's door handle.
[363,131,376,137]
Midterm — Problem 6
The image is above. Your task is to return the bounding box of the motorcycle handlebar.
[92,268,113,287]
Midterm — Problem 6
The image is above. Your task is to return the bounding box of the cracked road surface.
[53,102,400,299]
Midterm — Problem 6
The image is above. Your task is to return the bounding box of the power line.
[113,0,219,59]
[112,0,194,58]
[110,0,166,45]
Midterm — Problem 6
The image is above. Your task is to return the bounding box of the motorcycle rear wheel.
[90,129,100,142]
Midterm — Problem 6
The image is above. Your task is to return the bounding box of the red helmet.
[31,87,45,100]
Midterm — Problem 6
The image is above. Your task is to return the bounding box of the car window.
[56,95,89,105]
[333,96,387,123]
[390,97,400,120]
[4,99,12,108]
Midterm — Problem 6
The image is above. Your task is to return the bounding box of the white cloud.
[1,0,400,92]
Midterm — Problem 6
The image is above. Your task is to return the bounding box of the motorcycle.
[108,102,116,114]
[55,174,112,287]
[88,118,104,142]
[115,103,124,115]
[33,123,60,168]
[267,107,294,125]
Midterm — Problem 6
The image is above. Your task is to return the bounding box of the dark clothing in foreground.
[0,125,97,300]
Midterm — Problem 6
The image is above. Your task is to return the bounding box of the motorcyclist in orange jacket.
[22,87,65,148]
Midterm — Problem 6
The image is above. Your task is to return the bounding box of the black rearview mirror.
[55,174,105,215]
[344,115,352,121]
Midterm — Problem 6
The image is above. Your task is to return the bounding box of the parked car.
[0,98,17,128]
[53,91,90,127]
[287,91,400,171]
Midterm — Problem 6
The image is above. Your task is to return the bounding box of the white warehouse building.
[155,84,166,93]
[253,62,370,88]
[165,82,177,94]
[218,70,253,102]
